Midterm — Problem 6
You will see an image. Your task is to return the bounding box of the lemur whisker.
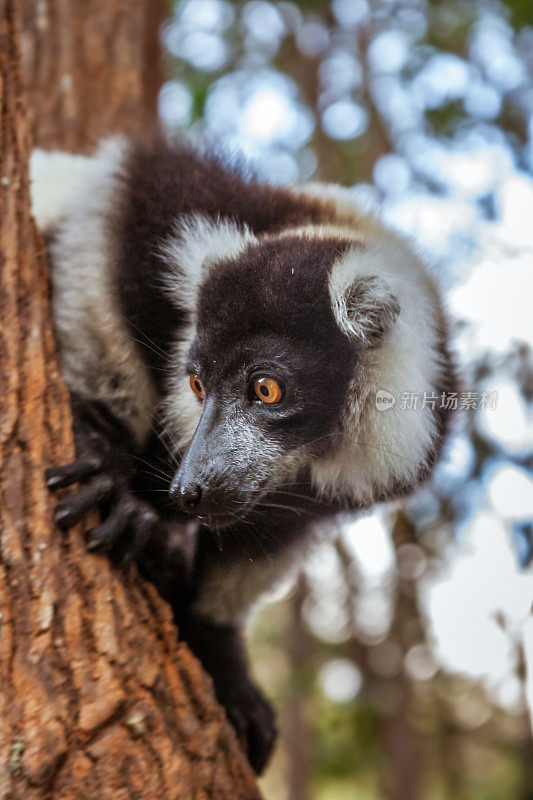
[352,440,421,466]
[236,482,308,494]
[233,518,273,552]
[128,336,173,370]
[137,474,172,487]
[158,421,183,463]
[270,491,323,504]
[150,419,182,465]
[152,451,177,470]
[301,431,339,449]
[121,315,170,360]
[132,456,173,481]
[213,524,223,551]
[302,428,423,467]
[253,501,306,516]
[227,509,259,531]
[237,489,319,507]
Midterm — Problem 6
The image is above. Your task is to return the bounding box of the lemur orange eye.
[254,377,283,404]
[189,375,205,399]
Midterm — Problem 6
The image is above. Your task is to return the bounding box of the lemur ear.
[332,275,400,346]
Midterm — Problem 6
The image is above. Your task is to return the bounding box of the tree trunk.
[285,575,312,800]
[0,1,261,797]
[19,0,166,151]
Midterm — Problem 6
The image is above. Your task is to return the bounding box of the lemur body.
[32,134,455,772]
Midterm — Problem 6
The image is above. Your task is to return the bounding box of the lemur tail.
[30,137,128,233]
[30,149,93,232]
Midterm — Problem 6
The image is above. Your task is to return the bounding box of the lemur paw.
[217,679,277,774]
[45,455,159,562]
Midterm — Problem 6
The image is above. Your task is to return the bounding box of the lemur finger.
[54,475,114,529]
[45,455,103,491]
[119,506,160,563]
[85,495,137,552]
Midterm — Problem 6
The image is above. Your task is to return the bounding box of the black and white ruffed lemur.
[31,133,456,773]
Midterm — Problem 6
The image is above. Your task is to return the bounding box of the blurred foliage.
[163,1,533,798]
[426,1,476,52]
[502,0,533,29]
[425,100,465,135]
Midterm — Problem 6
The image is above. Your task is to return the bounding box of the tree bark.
[19,0,166,151]
[0,1,261,797]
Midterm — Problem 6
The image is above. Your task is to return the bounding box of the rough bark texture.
[19,0,166,152]
[0,1,261,797]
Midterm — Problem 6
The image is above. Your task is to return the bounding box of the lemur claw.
[53,474,114,529]
[46,446,162,563]
[86,499,158,563]
[45,454,103,490]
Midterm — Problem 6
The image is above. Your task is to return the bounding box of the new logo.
[375,390,396,411]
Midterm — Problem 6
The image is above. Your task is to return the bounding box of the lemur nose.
[174,483,203,513]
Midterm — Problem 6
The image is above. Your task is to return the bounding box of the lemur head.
[162,213,454,527]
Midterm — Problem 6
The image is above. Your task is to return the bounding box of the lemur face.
[165,219,451,521]
[169,236,358,525]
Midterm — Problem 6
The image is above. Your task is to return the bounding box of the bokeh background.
[158,1,533,797]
